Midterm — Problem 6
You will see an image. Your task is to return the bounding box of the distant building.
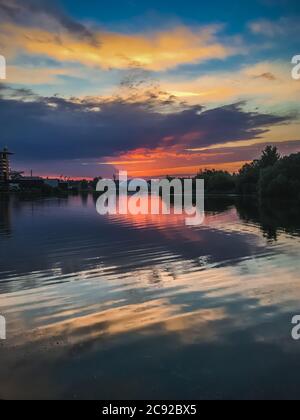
[10,171,24,181]
[16,176,45,189]
[0,148,79,193]
[44,179,59,188]
[0,147,13,184]
[44,179,69,191]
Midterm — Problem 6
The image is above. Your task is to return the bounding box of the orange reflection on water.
[7,299,227,348]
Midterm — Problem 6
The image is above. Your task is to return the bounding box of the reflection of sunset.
[106,195,206,240]
[107,195,236,232]
[1,195,300,399]
[12,301,227,346]
[108,195,187,227]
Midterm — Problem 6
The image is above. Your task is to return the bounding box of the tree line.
[195,146,300,200]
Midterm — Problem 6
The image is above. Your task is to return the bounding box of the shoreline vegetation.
[194,146,300,200]
[1,146,300,202]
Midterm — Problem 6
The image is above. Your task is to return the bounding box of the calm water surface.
[0,194,300,400]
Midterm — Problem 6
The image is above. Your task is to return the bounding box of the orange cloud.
[1,23,235,72]
[100,146,247,177]
[162,61,300,106]
[127,161,247,177]
[6,65,71,84]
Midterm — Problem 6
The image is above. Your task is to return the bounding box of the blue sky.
[61,0,300,29]
[61,0,300,69]
[0,0,299,177]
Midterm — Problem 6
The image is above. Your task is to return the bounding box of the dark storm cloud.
[0,88,293,162]
[161,102,291,148]
[0,0,98,44]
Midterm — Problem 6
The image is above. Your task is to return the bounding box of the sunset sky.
[1,0,300,178]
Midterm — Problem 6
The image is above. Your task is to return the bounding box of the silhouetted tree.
[237,146,281,195]
[80,179,89,190]
[197,169,236,193]
[259,145,281,169]
[259,152,300,199]
[237,162,260,194]
[91,177,102,190]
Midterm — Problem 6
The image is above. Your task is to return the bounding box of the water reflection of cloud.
[1,196,300,399]
[0,196,271,295]
[1,283,300,399]
[12,301,227,346]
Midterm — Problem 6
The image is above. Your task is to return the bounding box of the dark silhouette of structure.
[0,147,13,184]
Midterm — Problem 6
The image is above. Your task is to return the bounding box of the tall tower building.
[0,147,13,183]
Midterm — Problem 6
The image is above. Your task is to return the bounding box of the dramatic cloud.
[0,87,293,167]
[0,21,236,72]
[0,2,299,177]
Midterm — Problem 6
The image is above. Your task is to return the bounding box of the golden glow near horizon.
[1,7,299,178]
